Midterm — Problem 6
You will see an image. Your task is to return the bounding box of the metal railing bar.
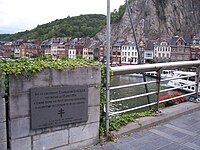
[110,80,156,90]
[111,61,200,75]
[159,92,196,104]
[110,75,196,91]
[109,101,157,116]
[110,91,157,103]
[111,83,197,103]
[109,92,196,116]
[160,87,191,93]
[160,74,196,82]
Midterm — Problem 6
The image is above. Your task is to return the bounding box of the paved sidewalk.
[90,103,200,150]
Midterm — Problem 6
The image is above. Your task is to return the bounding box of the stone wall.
[0,76,7,150]
[8,66,101,150]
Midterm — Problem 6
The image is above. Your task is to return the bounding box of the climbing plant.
[0,57,99,77]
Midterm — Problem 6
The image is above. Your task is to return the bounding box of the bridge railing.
[106,60,200,132]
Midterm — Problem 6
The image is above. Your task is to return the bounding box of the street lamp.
[106,0,111,136]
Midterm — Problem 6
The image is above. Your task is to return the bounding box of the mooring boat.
[129,70,175,78]
[166,71,200,93]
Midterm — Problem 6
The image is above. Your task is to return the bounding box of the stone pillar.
[8,67,101,150]
[0,77,7,150]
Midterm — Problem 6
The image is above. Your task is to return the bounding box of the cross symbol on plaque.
[58,108,65,118]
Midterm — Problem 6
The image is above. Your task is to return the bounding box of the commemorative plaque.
[30,85,88,129]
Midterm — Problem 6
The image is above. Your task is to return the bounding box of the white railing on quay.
[111,61,200,75]
[105,60,200,132]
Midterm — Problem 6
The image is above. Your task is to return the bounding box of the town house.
[170,36,191,62]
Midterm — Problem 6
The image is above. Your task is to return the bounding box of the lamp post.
[106,0,111,135]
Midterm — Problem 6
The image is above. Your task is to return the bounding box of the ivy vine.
[0,57,100,78]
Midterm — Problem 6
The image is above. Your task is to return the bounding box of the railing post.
[195,66,200,96]
[106,0,111,136]
[156,69,162,112]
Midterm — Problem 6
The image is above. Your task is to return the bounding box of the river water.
[110,75,169,113]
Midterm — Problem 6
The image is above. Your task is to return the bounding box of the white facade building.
[121,42,138,65]
[68,47,76,59]
[154,40,171,62]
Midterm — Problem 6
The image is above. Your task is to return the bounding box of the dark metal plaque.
[30,85,88,129]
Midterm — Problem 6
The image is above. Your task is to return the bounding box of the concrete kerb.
[111,102,200,138]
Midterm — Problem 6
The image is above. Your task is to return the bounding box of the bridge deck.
[90,102,200,150]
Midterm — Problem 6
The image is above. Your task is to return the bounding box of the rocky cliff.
[96,0,200,41]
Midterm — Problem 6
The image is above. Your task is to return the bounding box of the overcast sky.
[0,0,125,34]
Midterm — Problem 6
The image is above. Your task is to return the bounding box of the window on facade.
[186,55,190,60]
[167,53,169,58]
[185,49,190,53]
[128,52,130,56]
[117,52,121,55]
[145,53,152,57]
[178,56,182,60]
[192,49,196,52]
